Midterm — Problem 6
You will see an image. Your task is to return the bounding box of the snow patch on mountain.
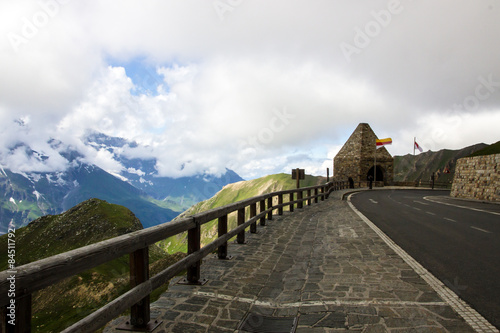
[0,164,7,177]
[110,172,128,182]
[33,190,42,200]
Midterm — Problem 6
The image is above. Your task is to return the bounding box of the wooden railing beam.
[0,181,342,333]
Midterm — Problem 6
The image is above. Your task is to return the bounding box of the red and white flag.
[414,140,423,153]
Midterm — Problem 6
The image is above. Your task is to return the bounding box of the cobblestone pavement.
[105,195,484,332]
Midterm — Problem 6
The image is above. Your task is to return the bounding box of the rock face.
[451,154,499,202]
[333,123,393,185]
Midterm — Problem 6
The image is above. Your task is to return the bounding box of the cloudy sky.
[1,1,499,179]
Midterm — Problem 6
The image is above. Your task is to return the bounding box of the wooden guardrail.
[0,181,347,332]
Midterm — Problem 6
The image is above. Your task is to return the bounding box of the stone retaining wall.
[450,154,499,202]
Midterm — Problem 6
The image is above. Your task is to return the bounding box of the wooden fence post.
[260,200,266,226]
[320,186,325,201]
[267,197,273,220]
[129,247,150,328]
[187,222,201,282]
[278,194,283,215]
[297,190,303,209]
[250,203,257,233]
[307,189,312,206]
[314,188,318,203]
[237,208,246,244]
[289,193,294,212]
[218,214,228,259]
[2,294,31,333]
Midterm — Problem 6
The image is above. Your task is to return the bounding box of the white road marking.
[470,226,492,234]
[443,217,457,222]
[414,200,430,206]
[413,207,421,211]
[426,211,436,216]
[424,196,500,216]
[193,291,447,308]
[369,199,378,204]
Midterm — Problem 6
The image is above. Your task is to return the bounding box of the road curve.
[350,189,500,329]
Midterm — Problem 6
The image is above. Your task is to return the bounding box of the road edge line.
[347,193,499,333]
[424,196,500,216]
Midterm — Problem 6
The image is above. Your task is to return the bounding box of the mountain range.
[0,132,242,234]
[393,143,489,183]
[2,134,495,234]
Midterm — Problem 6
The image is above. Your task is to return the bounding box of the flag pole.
[374,145,377,183]
[413,137,415,156]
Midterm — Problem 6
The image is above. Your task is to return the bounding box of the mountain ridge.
[393,143,489,183]
[0,132,243,233]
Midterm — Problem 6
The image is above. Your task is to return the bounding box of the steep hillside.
[393,143,487,183]
[468,140,500,157]
[0,162,178,232]
[158,173,327,253]
[0,199,184,332]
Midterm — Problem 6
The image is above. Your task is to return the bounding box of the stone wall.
[450,154,499,202]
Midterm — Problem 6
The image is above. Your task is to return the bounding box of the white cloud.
[0,1,498,180]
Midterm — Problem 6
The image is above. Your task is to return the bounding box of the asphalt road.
[350,189,500,329]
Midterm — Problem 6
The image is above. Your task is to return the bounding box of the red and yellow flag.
[376,138,392,148]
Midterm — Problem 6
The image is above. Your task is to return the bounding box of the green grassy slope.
[157,173,327,253]
[468,141,500,157]
[0,198,183,332]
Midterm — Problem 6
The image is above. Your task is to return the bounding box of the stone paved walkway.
[105,194,481,332]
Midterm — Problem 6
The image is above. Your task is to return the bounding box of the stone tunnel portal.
[367,166,384,182]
